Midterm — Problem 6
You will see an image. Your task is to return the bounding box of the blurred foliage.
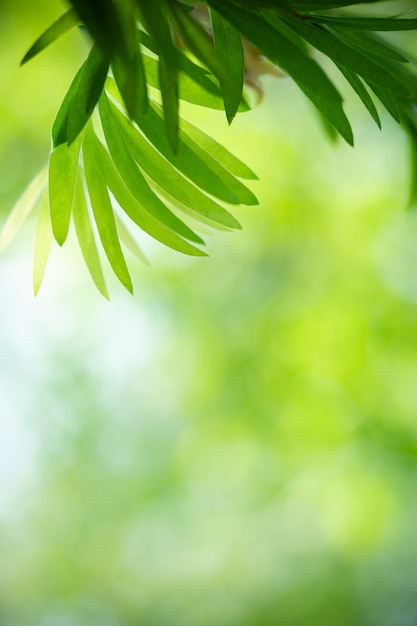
[2,2,417,626]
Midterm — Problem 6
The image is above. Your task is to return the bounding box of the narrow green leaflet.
[83,122,133,293]
[210,7,245,123]
[21,8,79,65]
[335,63,381,128]
[152,104,258,205]
[107,97,241,229]
[139,1,179,151]
[115,215,149,265]
[99,94,205,244]
[365,82,401,123]
[72,174,109,298]
[283,16,411,96]
[84,113,207,257]
[48,131,83,245]
[52,60,84,147]
[141,52,225,109]
[179,117,258,180]
[328,25,410,64]
[309,16,417,31]
[68,0,128,60]
[167,1,238,120]
[67,45,110,145]
[0,167,47,252]
[33,190,53,296]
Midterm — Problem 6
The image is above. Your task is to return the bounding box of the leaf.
[309,16,417,31]
[68,0,128,60]
[84,114,207,257]
[328,25,410,64]
[111,4,148,118]
[52,60,85,147]
[66,44,110,145]
[365,83,401,123]
[167,1,236,110]
[48,131,83,245]
[21,8,79,65]
[99,94,204,244]
[82,122,133,293]
[115,215,149,265]
[0,167,47,252]
[284,16,411,96]
[210,7,245,123]
[179,116,258,180]
[107,96,243,228]
[33,190,53,296]
[138,1,179,151]
[72,174,109,298]
[335,63,381,128]
[208,2,353,144]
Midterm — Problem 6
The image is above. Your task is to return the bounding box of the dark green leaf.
[66,45,109,145]
[21,9,79,65]
[328,25,409,63]
[365,83,401,123]
[210,7,245,123]
[336,64,381,128]
[308,16,417,31]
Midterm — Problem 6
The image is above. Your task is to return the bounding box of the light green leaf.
[48,131,83,245]
[72,174,109,298]
[33,190,53,296]
[115,215,149,265]
[21,8,79,65]
[0,167,47,252]
[83,122,133,293]
[84,115,207,258]
[99,94,204,244]
[107,97,242,229]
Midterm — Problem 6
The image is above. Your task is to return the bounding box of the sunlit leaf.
[21,8,79,65]
[48,131,83,245]
[0,167,47,252]
[83,122,133,293]
[33,190,53,296]
[72,173,109,298]
[115,215,149,265]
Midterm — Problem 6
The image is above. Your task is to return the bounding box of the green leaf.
[365,83,401,123]
[99,94,204,244]
[167,1,236,112]
[139,1,179,151]
[328,24,410,64]
[106,96,239,230]
[209,2,353,144]
[68,0,128,60]
[308,16,417,31]
[336,64,381,128]
[48,131,83,245]
[84,112,207,257]
[210,7,245,123]
[66,44,110,145]
[21,8,79,65]
[115,215,149,265]
[33,190,53,296]
[179,117,258,180]
[111,4,148,118]
[83,122,133,293]
[52,60,85,148]
[284,16,411,96]
[72,174,109,298]
[0,167,47,252]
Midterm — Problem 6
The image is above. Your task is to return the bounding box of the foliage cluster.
[2,0,417,295]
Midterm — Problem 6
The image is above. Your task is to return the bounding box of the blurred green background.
[2,1,417,624]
